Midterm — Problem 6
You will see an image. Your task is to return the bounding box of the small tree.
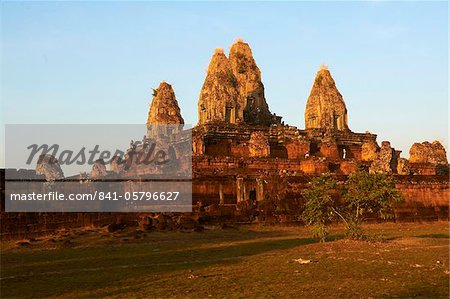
[343,171,403,239]
[301,171,403,241]
[301,174,341,242]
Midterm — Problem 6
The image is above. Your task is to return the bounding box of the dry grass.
[1,222,449,298]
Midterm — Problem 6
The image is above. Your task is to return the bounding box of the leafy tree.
[301,171,403,241]
[301,173,342,242]
[343,171,403,239]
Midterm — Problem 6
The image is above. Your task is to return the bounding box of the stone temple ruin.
[121,38,446,218]
[62,38,448,215]
[192,40,379,166]
[1,39,448,237]
[187,40,444,174]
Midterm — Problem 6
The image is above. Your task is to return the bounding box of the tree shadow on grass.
[95,236,320,297]
[0,234,321,298]
[327,234,345,241]
[0,228,292,266]
[389,283,449,299]
[415,233,449,239]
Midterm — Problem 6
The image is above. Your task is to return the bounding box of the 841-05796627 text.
[9,191,180,201]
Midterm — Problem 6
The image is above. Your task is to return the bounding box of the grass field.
[1,221,449,298]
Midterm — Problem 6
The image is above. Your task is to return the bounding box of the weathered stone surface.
[299,159,329,175]
[198,48,240,124]
[319,137,340,159]
[137,215,153,231]
[248,131,270,157]
[286,138,310,159]
[397,158,411,175]
[229,38,273,126]
[147,81,184,125]
[91,159,107,178]
[370,141,395,174]
[436,164,450,176]
[408,163,437,175]
[361,141,379,161]
[340,160,358,175]
[153,214,176,231]
[176,215,198,230]
[35,154,64,181]
[409,141,448,165]
[146,81,184,137]
[193,134,205,155]
[305,65,349,131]
[110,155,125,173]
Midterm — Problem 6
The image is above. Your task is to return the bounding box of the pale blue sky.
[1,1,448,167]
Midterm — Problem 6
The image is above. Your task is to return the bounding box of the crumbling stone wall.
[361,141,379,161]
[36,155,64,181]
[397,158,411,175]
[370,141,398,174]
[409,141,448,165]
[91,159,107,178]
[395,178,449,221]
[319,137,340,159]
[248,132,270,157]
[286,138,310,160]
[0,212,129,240]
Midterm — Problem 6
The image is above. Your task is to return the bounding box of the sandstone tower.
[147,81,184,125]
[229,38,273,126]
[147,81,184,136]
[198,48,240,124]
[198,40,278,126]
[305,65,349,131]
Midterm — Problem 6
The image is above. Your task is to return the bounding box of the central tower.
[198,39,277,126]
